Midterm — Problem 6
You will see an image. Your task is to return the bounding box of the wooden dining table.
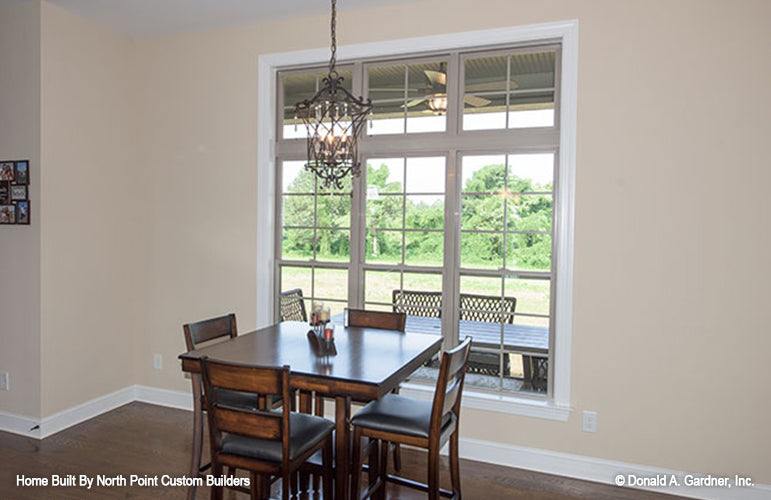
[178,320,443,500]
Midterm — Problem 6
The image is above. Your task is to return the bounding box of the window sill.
[400,382,571,422]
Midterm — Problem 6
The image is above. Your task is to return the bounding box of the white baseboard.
[39,386,135,438]
[0,409,40,439]
[457,437,771,500]
[2,386,769,500]
[134,384,193,411]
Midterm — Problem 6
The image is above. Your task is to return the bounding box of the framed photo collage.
[0,160,30,225]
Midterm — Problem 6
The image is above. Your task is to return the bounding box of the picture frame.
[0,205,16,223]
[0,162,14,182]
[0,159,30,225]
[14,160,29,185]
[11,185,27,201]
[15,201,29,225]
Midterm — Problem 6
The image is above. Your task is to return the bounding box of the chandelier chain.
[329,0,337,75]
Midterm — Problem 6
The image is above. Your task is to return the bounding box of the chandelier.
[295,0,372,190]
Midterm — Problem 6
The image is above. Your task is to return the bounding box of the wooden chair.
[347,308,407,331]
[183,314,244,496]
[346,309,407,471]
[350,337,472,500]
[183,314,281,499]
[280,288,307,322]
[459,293,516,377]
[200,358,334,500]
[302,307,409,496]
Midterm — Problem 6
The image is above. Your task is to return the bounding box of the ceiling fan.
[370,66,518,113]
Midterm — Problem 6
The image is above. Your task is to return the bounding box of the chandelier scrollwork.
[295,0,372,190]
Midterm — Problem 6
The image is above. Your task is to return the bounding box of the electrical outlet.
[582,410,598,433]
[0,372,9,391]
[153,354,163,370]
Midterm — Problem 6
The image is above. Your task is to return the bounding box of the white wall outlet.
[153,354,163,370]
[0,372,9,391]
[582,410,598,433]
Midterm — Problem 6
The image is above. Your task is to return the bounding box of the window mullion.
[443,149,460,348]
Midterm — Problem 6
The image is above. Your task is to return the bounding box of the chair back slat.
[347,309,406,331]
[459,293,516,324]
[280,288,307,322]
[430,337,471,433]
[183,313,237,350]
[441,376,463,416]
[201,358,291,448]
[213,407,282,440]
[392,290,442,318]
[204,360,283,395]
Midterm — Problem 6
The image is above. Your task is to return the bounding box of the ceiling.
[1,0,414,38]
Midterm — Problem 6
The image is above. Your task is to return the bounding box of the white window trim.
[257,20,578,418]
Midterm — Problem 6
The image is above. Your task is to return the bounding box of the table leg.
[335,395,351,500]
[188,375,203,500]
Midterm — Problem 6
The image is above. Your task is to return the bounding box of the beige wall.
[134,0,771,482]
[0,1,41,418]
[39,2,147,416]
[2,0,769,485]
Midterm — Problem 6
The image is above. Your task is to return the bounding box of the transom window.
[275,43,561,397]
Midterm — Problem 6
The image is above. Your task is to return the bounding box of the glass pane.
[402,272,442,293]
[316,194,351,228]
[508,51,556,129]
[461,194,504,231]
[405,196,444,230]
[282,196,315,227]
[463,93,507,130]
[508,108,554,128]
[463,54,510,132]
[507,194,552,232]
[280,266,312,298]
[282,69,353,139]
[405,231,444,266]
[508,154,554,192]
[405,156,444,193]
[514,315,549,328]
[406,114,445,134]
[365,229,402,264]
[504,277,550,316]
[461,155,506,193]
[365,270,401,304]
[368,64,405,101]
[368,64,405,135]
[324,300,348,318]
[510,354,525,378]
[460,232,504,269]
[459,275,502,296]
[506,233,552,271]
[367,158,405,193]
[405,61,447,133]
[282,228,314,260]
[314,268,348,301]
[367,195,403,229]
[282,161,315,194]
[368,101,404,135]
[314,229,350,262]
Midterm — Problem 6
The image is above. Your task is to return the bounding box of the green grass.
[280,265,550,321]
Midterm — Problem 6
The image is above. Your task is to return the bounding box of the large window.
[275,43,562,397]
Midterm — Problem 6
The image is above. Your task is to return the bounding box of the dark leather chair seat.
[221,412,334,462]
[351,393,453,439]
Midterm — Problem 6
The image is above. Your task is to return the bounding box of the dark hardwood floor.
[0,402,685,499]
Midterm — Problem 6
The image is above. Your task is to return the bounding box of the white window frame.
[258,21,578,420]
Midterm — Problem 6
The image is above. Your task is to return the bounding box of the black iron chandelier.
[295,0,372,190]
